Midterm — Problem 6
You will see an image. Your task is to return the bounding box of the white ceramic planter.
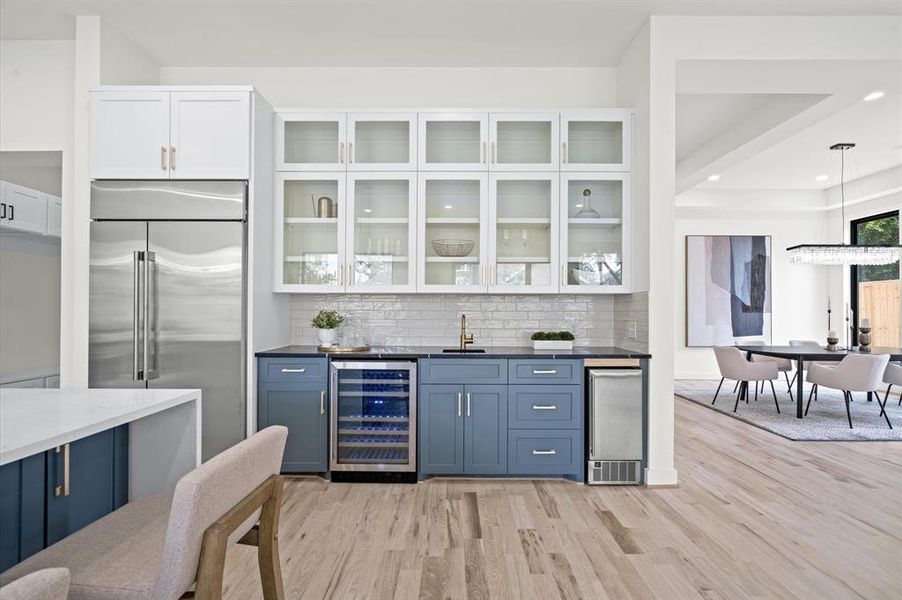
[531,340,574,350]
[317,328,338,346]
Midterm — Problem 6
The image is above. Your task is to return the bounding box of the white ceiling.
[1,0,900,67]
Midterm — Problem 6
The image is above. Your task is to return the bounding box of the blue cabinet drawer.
[508,359,582,385]
[419,359,507,384]
[507,430,581,476]
[508,385,581,429]
[258,357,328,383]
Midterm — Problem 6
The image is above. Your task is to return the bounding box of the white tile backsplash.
[613,291,649,352]
[290,294,629,347]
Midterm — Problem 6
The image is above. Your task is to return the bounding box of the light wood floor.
[223,397,902,599]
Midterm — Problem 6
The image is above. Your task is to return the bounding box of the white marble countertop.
[0,388,201,465]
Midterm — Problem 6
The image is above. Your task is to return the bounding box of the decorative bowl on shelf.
[432,239,475,257]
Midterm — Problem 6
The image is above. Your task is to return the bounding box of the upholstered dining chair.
[806,354,892,429]
[0,568,69,600]
[744,340,795,397]
[884,362,902,406]
[0,426,289,600]
[713,346,781,414]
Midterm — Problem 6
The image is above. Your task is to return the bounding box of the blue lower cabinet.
[463,385,507,475]
[419,385,465,474]
[257,382,328,473]
[45,426,129,546]
[507,430,581,476]
[508,385,581,429]
[0,454,46,572]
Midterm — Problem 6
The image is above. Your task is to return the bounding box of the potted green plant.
[530,331,575,350]
[312,309,345,346]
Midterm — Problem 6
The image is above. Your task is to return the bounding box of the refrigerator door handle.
[133,250,143,381]
[143,251,157,380]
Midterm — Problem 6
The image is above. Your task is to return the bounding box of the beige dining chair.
[0,568,69,600]
[713,346,781,414]
[743,340,795,397]
[884,362,902,406]
[0,426,289,600]
[806,354,892,429]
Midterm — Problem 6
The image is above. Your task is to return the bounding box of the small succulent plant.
[312,309,345,330]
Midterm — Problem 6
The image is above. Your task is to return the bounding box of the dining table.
[737,345,902,418]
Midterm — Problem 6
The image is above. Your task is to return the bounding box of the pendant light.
[787,143,901,265]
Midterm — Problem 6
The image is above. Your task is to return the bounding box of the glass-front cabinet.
[276,173,346,291]
[347,113,417,171]
[488,113,559,171]
[346,173,417,292]
[418,113,489,171]
[560,173,631,293]
[278,113,347,171]
[488,173,559,293]
[418,173,488,292]
[561,110,631,172]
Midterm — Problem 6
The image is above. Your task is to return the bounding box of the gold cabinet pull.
[54,443,70,497]
[320,390,325,415]
[169,146,176,170]
[160,146,168,170]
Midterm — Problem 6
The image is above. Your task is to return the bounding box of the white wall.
[161,67,618,108]
[675,189,829,379]
[99,22,160,84]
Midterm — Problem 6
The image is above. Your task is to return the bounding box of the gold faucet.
[459,314,475,350]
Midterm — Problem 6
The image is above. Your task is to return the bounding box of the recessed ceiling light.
[863,90,885,102]
[444,204,453,209]
[707,174,720,182]
[815,174,829,182]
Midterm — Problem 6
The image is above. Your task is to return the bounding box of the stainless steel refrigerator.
[89,181,247,461]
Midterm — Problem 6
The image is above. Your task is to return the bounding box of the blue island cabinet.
[0,426,128,572]
[418,359,508,476]
[257,357,329,473]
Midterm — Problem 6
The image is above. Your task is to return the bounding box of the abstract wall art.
[686,235,772,347]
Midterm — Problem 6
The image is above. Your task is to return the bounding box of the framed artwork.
[686,235,772,347]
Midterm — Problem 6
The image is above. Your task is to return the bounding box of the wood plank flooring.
[222,397,902,599]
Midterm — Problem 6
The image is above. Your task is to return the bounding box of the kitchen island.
[0,388,202,571]
[255,345,651,359]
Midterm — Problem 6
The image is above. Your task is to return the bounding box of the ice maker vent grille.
[588,460,641,485]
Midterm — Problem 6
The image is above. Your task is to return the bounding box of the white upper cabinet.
[347,113,417,171]
[276,172,347,292]
[417,172,489,293]
[418,113,489,171]
[345,172,417,292]
[488,173,559,293]
[561,110,632,172]
[1,181,48,235]
[169,92,250,179]
[559,172,631,293]
[488,113,559,171]
[91,91,170,179]
[278,113,347,171]
[46,195,62,237]
[91,89,251,180]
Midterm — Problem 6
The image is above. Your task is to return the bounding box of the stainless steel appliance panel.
[589,369,643,461]
[89,221,148,389]
[147,221,246,461]
[91,180,246,221]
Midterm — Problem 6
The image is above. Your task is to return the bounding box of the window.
[851,211,900,347]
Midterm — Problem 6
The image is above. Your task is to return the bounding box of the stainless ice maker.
[587,368,643,484]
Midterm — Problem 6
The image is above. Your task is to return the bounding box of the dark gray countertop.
[255,345,651,359]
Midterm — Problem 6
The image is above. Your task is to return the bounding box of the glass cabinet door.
[560,173,630,292]
[347,113,417,171]
[418,173,488,292]
[561,110,631,172]
[418,113,488,171]
[277,173,346,291]
[488,113,559,171]
[278,113,347,171]
[346,173,417,292]
[488,173,559,293]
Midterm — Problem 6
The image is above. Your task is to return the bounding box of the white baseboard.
[644,467,679,487]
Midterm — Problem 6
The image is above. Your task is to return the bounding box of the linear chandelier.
[786,143,901,266]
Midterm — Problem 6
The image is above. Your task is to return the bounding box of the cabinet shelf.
[567,218,622,226]
[425,217,479,224]
[496,256,551,263]
[425,256,479,263]
[338,415,409,423]
[284,255,337,262]
[285,217,339,224]
[352,255,409,262]
[356,217,408,224]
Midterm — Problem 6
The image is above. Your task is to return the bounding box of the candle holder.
[858,327,872,353]
[826,334,839,351]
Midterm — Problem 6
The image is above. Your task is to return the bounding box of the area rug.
[675,379,902,441]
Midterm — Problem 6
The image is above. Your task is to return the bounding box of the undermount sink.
[442,348,486,353]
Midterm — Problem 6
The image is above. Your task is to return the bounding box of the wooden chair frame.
[181,474,285,600]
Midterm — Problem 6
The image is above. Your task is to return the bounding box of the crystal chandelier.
[786,142,901,266]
